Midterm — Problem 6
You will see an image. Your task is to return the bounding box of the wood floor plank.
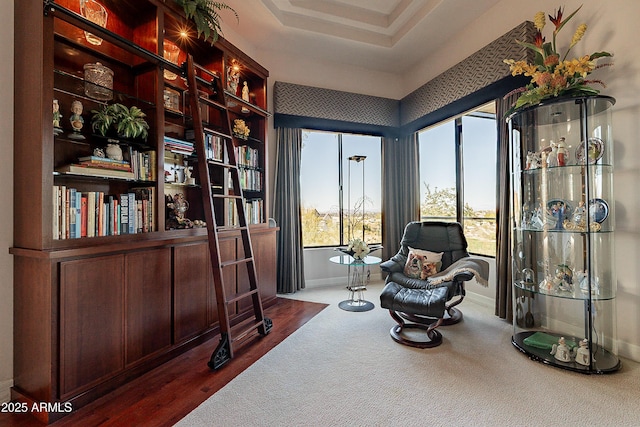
[1,298,327,427]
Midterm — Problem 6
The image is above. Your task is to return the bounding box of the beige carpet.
[176,282,640,426]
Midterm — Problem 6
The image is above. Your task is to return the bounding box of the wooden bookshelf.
[12,0,275,422]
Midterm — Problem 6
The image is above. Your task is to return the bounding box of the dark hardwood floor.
[1,297,327,427]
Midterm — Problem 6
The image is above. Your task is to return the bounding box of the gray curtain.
[494,94,519,320]
[381,134,421,262]
[273,127,305,293]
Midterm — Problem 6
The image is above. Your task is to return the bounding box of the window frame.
[300,129,382,248]
[418,102,497,258]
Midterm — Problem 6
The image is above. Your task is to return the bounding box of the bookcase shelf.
[13,0,275,422]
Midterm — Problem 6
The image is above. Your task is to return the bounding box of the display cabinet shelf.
[508,95,619,374]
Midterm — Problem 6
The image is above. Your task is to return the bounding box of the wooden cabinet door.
[174,243,212,342]
[253,230,277,303]
[125,248,172,365]
[60,255,125,398]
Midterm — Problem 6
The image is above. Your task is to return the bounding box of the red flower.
[534,31,545,48]
[549,6,564,30]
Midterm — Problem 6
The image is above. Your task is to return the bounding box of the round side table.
[329,255,381,312]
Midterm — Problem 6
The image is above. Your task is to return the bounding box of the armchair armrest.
[379,254,406,274]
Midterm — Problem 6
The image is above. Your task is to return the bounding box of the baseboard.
[616,341,640,363]
[0,378,13,403]
[464,291,495,310]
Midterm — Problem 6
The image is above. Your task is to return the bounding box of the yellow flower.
[504,59,538,77]
[570,23,587,48]
[534,11,546,31]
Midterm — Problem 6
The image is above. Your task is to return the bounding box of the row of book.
[53,186,155,240]
[206,133,225,161]
[226,198,264,226]
[245,198,264,224]
[56,149,156,181]
[237,168,263,192]
[234,145,259,168]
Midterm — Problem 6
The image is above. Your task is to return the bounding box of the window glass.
[462,114,497,256]
[300,130,381,247]
[417,102,497,257]
[418,120,457,221]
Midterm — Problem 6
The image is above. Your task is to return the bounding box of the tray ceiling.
[224,0,502,74]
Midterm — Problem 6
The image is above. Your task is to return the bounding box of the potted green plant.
[174,0,238,44]
[115,104,149,141]
[91,103,150,141]
[90,103,118,137]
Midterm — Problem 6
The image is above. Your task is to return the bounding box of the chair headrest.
[400,221,468,253]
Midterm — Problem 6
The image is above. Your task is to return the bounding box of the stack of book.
[164,136,195,156]
[57,156,135,180]
[53,186,155,239]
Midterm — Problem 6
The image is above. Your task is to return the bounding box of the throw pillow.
[403,247,444,280]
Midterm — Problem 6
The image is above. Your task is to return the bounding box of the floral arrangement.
[346,238,370,260]
[503,5,612,111]
[233,118,250,139]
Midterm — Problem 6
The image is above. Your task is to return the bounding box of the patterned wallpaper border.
[400,21,535,126]
[274,81,400,128]
[273,21,535,132]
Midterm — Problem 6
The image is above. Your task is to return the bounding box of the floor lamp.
[348,155,366,241]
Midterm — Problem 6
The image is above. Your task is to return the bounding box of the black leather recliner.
[379,221,489,348]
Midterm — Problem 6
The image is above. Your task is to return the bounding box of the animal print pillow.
[403,247,444,280]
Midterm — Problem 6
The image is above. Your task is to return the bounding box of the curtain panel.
[273,127,305,293]
[381,134,421,261]
[494,92,521,320]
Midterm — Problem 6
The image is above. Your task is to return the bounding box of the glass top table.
[329,255,381,312]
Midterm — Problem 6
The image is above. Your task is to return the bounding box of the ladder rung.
[197,96,226,110]
[225,288,259,305]
[212,194,243,200]
[216,225,248,232]
[221,257,253,268]
[230,317,265,342]
[207,160,237,169]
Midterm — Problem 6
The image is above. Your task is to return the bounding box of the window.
[418,102,497,256]
[300,130,382,247]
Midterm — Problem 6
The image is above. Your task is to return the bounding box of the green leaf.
[590,51,613,60]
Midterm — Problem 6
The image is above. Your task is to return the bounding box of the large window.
[300,130,382,247]
[418,102,497,256]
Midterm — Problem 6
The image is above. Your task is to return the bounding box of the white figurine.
[183,165,195,185]
[574,339,593,366]
[547,142,558,167]
[242,81,249,102]
[550,336,573,362]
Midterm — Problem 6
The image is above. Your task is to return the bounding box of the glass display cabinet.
[508,96,620,373]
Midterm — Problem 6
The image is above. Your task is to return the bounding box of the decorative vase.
[106,143,123,161]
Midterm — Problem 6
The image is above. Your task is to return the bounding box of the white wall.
[2,0,640,402]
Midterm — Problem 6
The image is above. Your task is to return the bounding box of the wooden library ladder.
[184,55,272,370]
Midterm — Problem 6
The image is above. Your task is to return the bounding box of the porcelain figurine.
[550,337,573,362]
[556,137,568,166]
[69,100,85,139]
[53,99,63,135]
[574,339,594,366]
